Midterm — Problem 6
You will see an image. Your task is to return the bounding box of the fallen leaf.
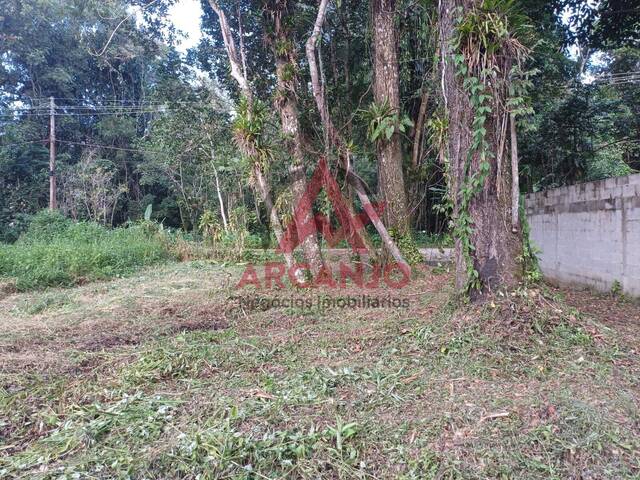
[248,389,276,400]
[402,373,421,384]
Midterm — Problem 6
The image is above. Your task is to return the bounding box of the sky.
[167,0,203,53]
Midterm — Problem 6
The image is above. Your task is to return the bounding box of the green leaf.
[401,116,414,128]
[371,122,385,142]
[385,125,395,140]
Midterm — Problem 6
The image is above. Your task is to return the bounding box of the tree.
[561,0,640,50]
[2,0,638,265]
[137,86,236,230]
[59,150,127,225]
[263,0,324,275]
[0,0,176,229]
[205,0,301,273]
[306,0,408,268]
[370,0,410,235]
[438,0,529,294]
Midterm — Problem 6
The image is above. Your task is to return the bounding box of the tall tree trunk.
[207,0,298,272]
[439,0,521,294]
[371,0,409,235]
[510,112,520,232]
[212,161,228,231]
[411,89,429,169]
[306,0,408,269]
[253,165,288,257]
[268,6,324,275]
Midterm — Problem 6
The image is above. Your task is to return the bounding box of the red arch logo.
[277,157,383,254]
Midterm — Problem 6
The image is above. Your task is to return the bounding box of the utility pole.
[49,96,57,210]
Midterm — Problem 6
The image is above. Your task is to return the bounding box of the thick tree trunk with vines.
[371,0,409,235]
[270,8,324,276]
[439,0,521,295]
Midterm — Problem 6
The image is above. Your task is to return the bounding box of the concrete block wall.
[525,173,640,297]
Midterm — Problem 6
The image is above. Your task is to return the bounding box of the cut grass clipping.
[0,211,172,290]
[1,260,639,478]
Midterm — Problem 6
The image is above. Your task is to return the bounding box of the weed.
[3,391,179,478]
[123,332,225,385]
[611,279,623,296]
[1,262,639,479]
[0,211,173,290]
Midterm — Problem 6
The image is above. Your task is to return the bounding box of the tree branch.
[207,0,250,96]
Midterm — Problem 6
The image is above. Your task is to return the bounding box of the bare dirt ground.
[1,261,639,479]
[553,285,640,348]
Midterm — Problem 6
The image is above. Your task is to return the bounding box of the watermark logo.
[236,157,410,291]
[278,157,381,253]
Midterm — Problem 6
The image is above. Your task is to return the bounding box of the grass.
[0,261,638,478]
[0,211,451,293]
[0,211,173,291]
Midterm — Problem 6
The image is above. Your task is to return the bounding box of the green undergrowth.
[0,211,173,291]
[0,210,453,293]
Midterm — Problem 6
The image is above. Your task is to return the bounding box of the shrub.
[0,212,32,244]
[20,209,73,243]
[0,211,174,290]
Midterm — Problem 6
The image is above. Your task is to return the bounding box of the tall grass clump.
[0,210,174,290]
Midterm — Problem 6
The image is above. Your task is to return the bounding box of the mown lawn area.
[0,261,639,479]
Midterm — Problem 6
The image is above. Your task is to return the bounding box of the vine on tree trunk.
[450,0,532,293]
[453,68,493,292]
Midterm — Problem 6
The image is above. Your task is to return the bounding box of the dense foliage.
[1,0,638,247]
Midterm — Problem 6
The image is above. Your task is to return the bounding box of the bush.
[0,212,33,244]
[19,210,73,242]
[0,211,174,290]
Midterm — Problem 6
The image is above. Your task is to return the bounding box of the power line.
[598,79,640,86]
[5,103,221,114]
[0,110,170,117]
[42,105,170,110]
[52,139,239,164]
[30,97,151,102]
[6,97,224,110]
[1,105,220,116]
[595,75,640,81]
[22,97,214,106]
[54,111,167,116]
[0,139,48,148]
[9,102,176,107]
[3,104,169,110]
[603,70,640,77]
[593,70,640,85]
[5,104,163,108]
[55,139,168,155]
[2,109,163,114]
